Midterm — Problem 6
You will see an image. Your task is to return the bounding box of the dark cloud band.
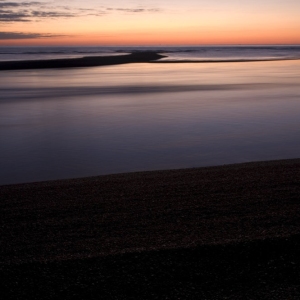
[0,2,43,8]
[0,1,160,23]
[0,31,63,39]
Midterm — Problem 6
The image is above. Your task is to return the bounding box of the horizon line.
[1,43,300,48]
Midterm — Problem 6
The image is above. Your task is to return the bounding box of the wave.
[154,57,300,63]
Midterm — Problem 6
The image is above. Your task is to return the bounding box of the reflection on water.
[1,60,300,185]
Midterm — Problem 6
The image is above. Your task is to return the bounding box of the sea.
[1,45,300,62]
[1,45,300,185]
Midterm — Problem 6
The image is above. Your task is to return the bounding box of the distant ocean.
[1,45,300,185]
[1,45,300,62]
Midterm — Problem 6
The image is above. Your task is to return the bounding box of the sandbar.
[0,52,165,70]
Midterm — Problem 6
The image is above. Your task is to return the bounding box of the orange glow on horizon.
[1,30,300,47]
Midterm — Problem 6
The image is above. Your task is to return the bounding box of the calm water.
[1,51,300,185]
[1,45,300,61]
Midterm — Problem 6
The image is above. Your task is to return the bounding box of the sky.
[1,0,300,46]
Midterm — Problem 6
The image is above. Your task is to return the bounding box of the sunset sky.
[1,0,300,46]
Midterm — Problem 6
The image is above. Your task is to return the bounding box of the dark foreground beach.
[1,159,300,299]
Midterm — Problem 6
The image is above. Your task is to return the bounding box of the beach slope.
[1,159,300,299]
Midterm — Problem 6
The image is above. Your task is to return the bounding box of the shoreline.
[1,157,300,188]
[1,158,300,298]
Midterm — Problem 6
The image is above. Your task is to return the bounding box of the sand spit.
[2,51,300,71]
[0,52,165,70]
[1,159,300,298]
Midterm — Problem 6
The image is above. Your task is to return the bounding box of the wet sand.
[1,159,300,299]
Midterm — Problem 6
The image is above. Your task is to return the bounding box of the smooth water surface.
[1,60,300,185]
[1,46,300,61]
